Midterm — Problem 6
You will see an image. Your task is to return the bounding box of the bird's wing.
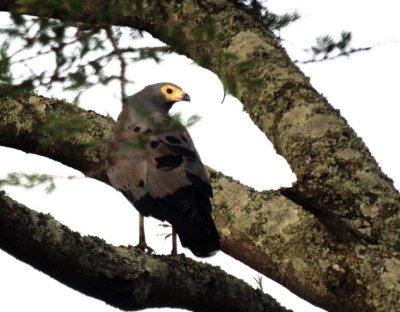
[106,115,151,202]
[107,115,212,203]
[146,126,213,199]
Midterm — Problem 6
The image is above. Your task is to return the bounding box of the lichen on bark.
[0,191,291,312]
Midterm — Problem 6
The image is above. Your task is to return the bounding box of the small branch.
[296,46,372,64]
[105,26,127,103]
[0,172,82,193]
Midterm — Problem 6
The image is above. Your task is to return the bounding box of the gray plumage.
[107,83,220,257]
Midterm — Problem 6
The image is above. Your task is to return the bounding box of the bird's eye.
[166,88,173,94]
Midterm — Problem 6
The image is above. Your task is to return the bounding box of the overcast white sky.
[1,1,399,311]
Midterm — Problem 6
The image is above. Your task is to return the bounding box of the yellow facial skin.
[160,84,190,102]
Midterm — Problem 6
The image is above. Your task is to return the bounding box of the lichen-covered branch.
[0,191,289,312]
[0,93,112,182]
[2,93,399,312]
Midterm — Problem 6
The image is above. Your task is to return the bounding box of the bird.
[106,82,220,257]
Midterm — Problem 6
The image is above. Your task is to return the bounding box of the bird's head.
[158,83,191,103]
[129,82,191,114]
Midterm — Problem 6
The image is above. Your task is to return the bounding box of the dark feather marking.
[150,141,160,148]
[137,180,145,188]
[166,135,182,144]
[133,126,141,132]
[155,155,183,169]
[181,135,188,143]
[167,145,197,159]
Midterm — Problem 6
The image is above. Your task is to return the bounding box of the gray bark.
[0,190,288,312]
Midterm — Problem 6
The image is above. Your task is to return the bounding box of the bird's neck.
[128,94,172,115]
[123,102,174,132]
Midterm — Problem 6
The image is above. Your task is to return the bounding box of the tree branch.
[1,92,399,312]
[0,191,289,312]
[104,26,127,102]
[295,46,372,64]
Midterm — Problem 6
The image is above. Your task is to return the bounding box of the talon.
[135,242,155,254]
[135,214,155,254]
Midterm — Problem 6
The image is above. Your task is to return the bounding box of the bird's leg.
[171,227,177,256]
[139,213,145,245]
[135,214,154,254]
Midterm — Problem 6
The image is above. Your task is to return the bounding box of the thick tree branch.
[1,93,399,312]
[0,191,289,312]
[0,94,112,183]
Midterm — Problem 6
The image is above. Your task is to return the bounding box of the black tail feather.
[168,200,220,257]
[133,186,220,257]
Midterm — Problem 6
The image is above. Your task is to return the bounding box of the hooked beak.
[181,92,191,102]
